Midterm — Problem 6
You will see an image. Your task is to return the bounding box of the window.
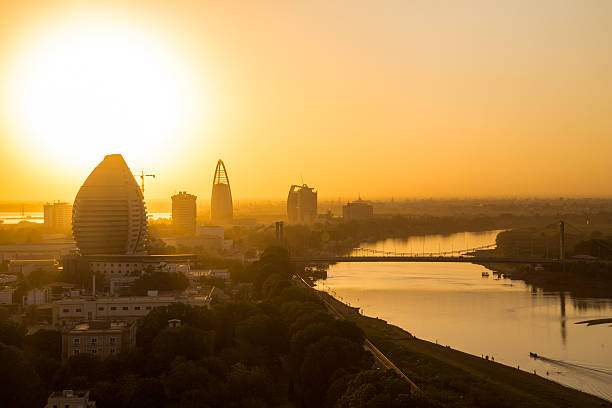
[62,309,69,313]
[134,306,141,310]
[91,349,97,354]
[73,338,80,345]
[146,306,151,310]
[73,349,79,355]
[122,306,129,310]
[75,308,81,312]
[91,337,97,343]
[110,337,116,343]
[110,307,117,311]
[110,348,116,354]
[98,307,104,311]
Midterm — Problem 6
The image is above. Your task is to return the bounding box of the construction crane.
[134,171,156,194]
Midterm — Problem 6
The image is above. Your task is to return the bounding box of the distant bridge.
[291,255,560,264]
[286,220,610,265]
[291,244,560,264]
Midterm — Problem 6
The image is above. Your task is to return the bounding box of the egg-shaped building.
[210,160,233,224]
[72,154,147,255]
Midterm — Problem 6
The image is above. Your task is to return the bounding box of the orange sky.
[1,0,611,202]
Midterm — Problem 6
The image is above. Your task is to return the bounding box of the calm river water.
[315,230,612,401]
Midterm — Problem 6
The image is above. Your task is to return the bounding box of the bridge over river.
[291,255,561,264]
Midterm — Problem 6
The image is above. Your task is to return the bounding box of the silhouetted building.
[211,160,233,224]
[287,184,317,224]
[61,320,136,360]
[45,390,96,408]
[343,198,374,220]
[172,191,197,235]
[72,154,147,255]
[44,201,72,231]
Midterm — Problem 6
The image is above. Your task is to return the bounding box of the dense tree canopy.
[1,246,421,408]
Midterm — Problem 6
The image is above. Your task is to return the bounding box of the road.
[294,274,421,394]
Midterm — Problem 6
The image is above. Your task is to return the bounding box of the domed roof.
[72,154,147,255]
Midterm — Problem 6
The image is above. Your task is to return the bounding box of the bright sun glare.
[5,17,200,165]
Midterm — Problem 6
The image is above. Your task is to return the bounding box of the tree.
[137,303,212,352]
[228,363,276,407]
[0,342,45,407]
[300,336,372,407]
[0,318,26,347]
[128,377,168,408]
[335,370,435,408]
[152,326,214,363]
[53,353,103,388]
[130,272,189,295]
[24,329,62,359]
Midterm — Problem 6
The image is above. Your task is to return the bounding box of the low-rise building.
[61,320,136,360]
[53,295,211,326]
[8,259,59,278]
[24,287,51,306]
[197,225,224,239]
[0,242,76,262]
[64,254,197,282]
[45,390,96,408]
[0,273,18,284]
[342,198,374,220]
[0,287,14,305]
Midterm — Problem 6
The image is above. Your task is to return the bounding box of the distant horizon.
[2,195,612,214]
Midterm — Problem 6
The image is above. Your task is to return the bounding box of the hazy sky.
[1,0,611,202]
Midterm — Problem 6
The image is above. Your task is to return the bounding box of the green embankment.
[349,315,610,408]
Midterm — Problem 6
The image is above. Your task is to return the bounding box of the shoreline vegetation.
[314,286,610,407]
[351,315,610,408]
[477,225,612,299]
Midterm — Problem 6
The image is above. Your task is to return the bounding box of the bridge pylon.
[559,221,565,270]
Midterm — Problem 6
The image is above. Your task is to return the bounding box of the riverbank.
[479,261,612,299]
[312,281,611,407]
[350,314,610,407]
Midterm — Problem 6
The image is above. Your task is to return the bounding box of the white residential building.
[52,295,210,326]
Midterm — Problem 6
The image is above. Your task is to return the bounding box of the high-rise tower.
[211,160,233,224]
[72,154,147,255]
[172,191,197,235]
[287,184,317,224]
[44,201,72,231]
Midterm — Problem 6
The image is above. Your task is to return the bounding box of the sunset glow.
[3,16,202,166]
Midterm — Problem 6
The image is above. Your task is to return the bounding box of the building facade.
[44,202,73,231]
[8,259,59,278]
[211,160,233,224]
[287,184,318,224]
[61,320,136,360]
[84,254,196,280]
[72,154,147,255]
[45,390,96,408]
[172,191,197,235]
[342,199,374,220]
[52,295,210,326]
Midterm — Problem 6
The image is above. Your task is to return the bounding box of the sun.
[3,16,202,166]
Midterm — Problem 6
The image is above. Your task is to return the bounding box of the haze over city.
[1,2,612,408]
[2,0,612,202]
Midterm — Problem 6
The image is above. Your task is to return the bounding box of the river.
[315,230,612,401]
[0,212,171,224]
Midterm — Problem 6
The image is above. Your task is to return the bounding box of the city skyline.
[2,1,612,201]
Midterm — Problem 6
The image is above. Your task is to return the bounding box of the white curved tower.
[72,154,147,255]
